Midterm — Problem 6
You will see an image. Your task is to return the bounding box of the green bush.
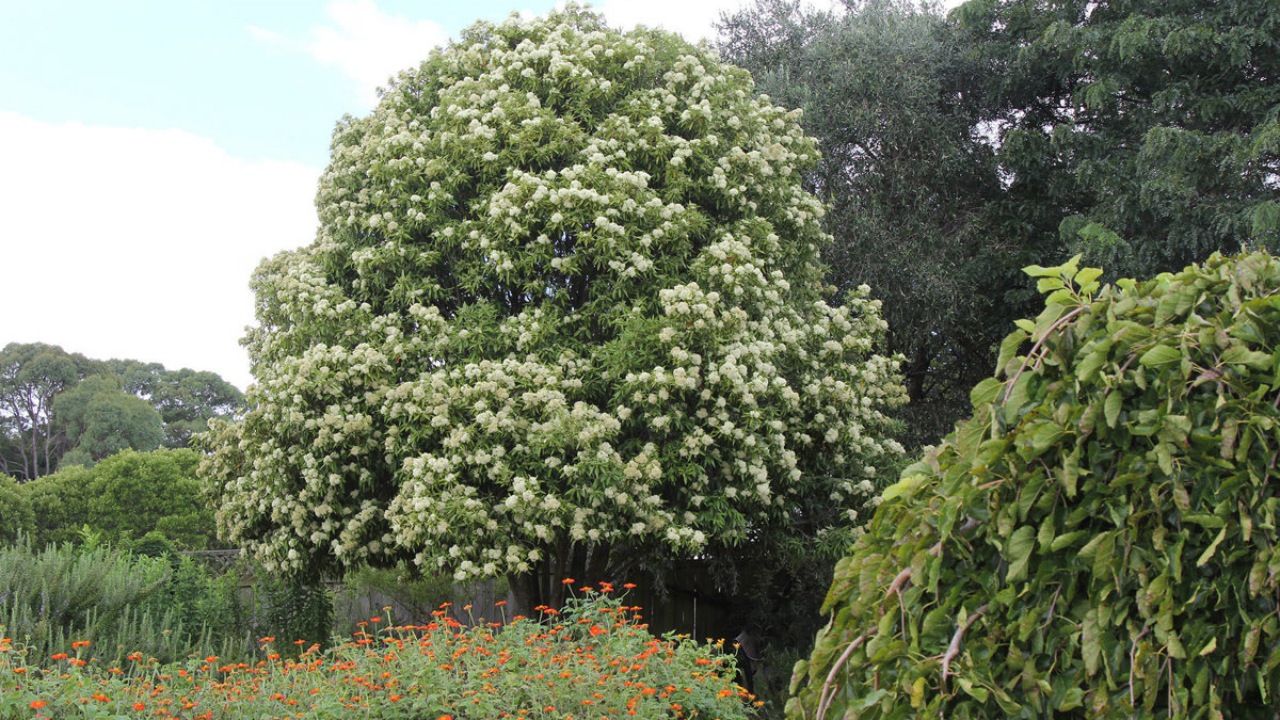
[23,464,96,547]
[791,252,1280,719]
[0,475,32,543]
[20,448,219,550]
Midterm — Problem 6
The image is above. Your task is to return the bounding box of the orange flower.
[133,702,147,711]
[29,700,46,709]
[72,640,90,649]
[561,577,575,585]
[51,653,68,661]
[589,625,607,637]
[258,636,275,643]
[204,656,218,663]
[389,695,404,702]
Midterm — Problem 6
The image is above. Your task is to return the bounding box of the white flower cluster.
[199,7,906,579]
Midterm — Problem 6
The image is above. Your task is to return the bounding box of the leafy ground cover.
[1,585,755,719]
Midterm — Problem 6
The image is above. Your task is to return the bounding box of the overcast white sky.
[1,0,962,391]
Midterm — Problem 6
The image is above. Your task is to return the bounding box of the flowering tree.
[200,7,906,611]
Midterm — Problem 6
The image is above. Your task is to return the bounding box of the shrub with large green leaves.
[200,5,906,611]
[0,474,32,542]
[790,252,1280,719]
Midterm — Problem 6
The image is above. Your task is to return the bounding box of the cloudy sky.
[1,0,955,391]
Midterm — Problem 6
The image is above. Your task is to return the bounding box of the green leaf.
[997,330,1029,374]
[1023,263,1062,278]
[1074,340,1112,382]
[1196,526,1227,567]
[1104,392,1123,428]
[1037,514,1056,551]
[1222,346,1273,371]
[1074,267,1104,291]
[1005,525,1035,581]
[1028,421,1064,455]
[1003,374,1032,424]
[956,677,989,702]
[1037,276,1066,294]
[1049,530,1088,552]
[970,377,1004,408]
[1057,687,1084,711]
[1139,344,1183,367]
[1082,609,1102,675]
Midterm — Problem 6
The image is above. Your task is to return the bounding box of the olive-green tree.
[104,360,244,448]
[718,0,1010,448]
[55,375,164,468]
[792,252,1280,719]
[200,7,907,613]
[956,0,1280,279]
[0,342,101,480]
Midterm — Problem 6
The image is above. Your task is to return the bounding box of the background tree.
[956,0,1280,280]
[0,342,101,480]
[105,360,244,448]
[791,253,1280,719]
[54,374,164,468]
[0,345,243,479]
[200,6,907,614]
[717,0,1013,448]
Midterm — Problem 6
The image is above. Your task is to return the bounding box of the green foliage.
[0,345,242,482]
[200,6,907,612]
[0,538,248,665]
[0,475,32,542]
[718,0,1011,447]
[790,252,1280,719]
[0,342,101,480]
[104,360,244,448]
[22,449,219,550]
[55,375,164,468]
[23,464,97,547]
[957,0,1280,280]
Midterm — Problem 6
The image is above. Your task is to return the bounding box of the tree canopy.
[200,6,907,611]
[956,0,1280,280]
[55,374,164,468]
[105,360,244,448]
[0,343,243,479]
[0,343,99,480]
[718,0,1011,446]
[791,252,1280,719]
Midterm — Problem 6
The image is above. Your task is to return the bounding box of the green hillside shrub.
[791,252,1280,719]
